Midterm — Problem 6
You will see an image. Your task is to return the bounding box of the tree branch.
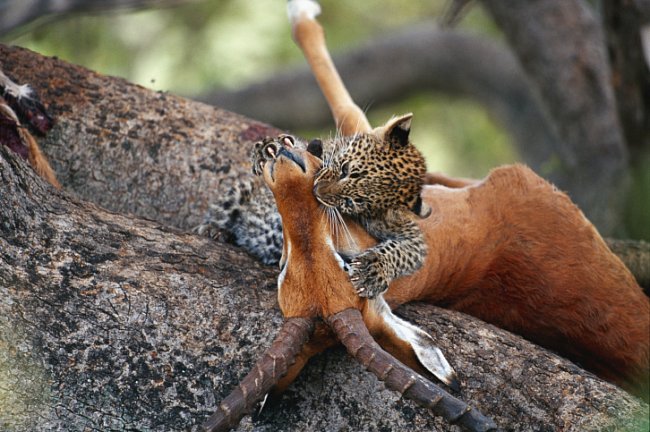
[0,44,282,231]
[601,0,650,151]
[607,239,650,294]
[0,0,191,36]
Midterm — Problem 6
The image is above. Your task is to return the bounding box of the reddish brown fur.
[264,149,649,398]
[390,165,649,393]
[285,2,649,398]
[23,128,61,189]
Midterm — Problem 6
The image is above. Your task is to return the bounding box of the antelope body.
[267,145,650,397]
[280,0,649,393]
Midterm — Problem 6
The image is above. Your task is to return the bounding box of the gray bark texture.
[0,44,283,231]
[0,45,649,431]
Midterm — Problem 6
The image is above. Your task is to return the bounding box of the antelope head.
[202,140,496,432]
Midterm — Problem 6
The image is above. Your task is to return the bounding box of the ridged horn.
[203,317,315,432]
[327,308,497,432]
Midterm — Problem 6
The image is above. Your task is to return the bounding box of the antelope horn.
[203,317,315,432]
[328,308,497,432]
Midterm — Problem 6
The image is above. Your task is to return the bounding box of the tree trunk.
[481,0,629,234]
[0,44,648,431]
[601,0,650,151]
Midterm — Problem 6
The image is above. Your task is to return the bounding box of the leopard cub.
[311,114,430,299]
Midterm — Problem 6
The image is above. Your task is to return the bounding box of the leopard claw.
[278,134,295,148]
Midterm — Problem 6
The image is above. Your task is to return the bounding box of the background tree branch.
[601,0,650,151]
[201,25,562,179]
[0,0,193,37]
[0,43,649,431]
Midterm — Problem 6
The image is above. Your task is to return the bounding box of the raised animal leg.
[287,0,371,135]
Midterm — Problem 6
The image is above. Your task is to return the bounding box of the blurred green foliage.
[3,0,647,239]
[5,0,509,175]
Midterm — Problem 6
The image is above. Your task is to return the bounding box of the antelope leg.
[328,308,497,432]
[287,0,371,135]
[202,317,315,432]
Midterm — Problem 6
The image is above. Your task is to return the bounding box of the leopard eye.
[340,161,350,179]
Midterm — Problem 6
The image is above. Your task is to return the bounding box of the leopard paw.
[348,252,390,299]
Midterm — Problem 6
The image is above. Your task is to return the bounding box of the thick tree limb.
[0,148,647,431]
[0,44,283,231]
[607,239,650,294]
[481,0,629,234]
[0,44,648,431]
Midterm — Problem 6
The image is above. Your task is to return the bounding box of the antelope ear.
[383,113,413,149]
[372,298,459,390]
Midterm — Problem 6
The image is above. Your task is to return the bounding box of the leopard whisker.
[332,206,357,250]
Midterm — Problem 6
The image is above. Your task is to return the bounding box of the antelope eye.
[340,161,350,179]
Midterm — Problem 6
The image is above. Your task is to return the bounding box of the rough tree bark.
[0,45,648,431]
[0,44,284,231]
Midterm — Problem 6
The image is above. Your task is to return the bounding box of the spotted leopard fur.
[195,167,283,265]
[311,114,429,298]
[197,115,429,298]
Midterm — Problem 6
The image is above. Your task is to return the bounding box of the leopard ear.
[382,113,413,149]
